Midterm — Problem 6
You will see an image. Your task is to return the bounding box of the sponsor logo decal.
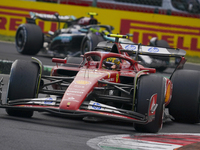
[63,98,79,102]
[0,5,58,34]
[67,97,74,100]
[124,45,136,50]
[61,37,70,43]
[74,80,91,85]
[148,47,159,53]
[92,102,101,110]
[88,101,121,114]
[67,90,83,94]
[104,78,115,82]
[44,97,53,104]
[149,94,157,115]
[66,93,82,96]
[77,72,102,78]
[120,19,200,53]
[73,85,85,88]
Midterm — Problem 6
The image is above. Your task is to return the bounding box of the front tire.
[6,60,40,117]
[134,74,165,133]
[168,70,200,123]
[15,23,43,55]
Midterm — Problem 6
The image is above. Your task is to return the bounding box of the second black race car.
[15,12,114,57]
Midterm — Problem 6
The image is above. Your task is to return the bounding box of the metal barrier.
[36,0,200,17]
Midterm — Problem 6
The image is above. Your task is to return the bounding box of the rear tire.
[81,33,105,55]
[81,37,91,55]
[6,60,40,118]
[15,23,43,55]
[168,70,200,123]
[134,74,165,133]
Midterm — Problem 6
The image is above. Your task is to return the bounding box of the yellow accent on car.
[116,73,119,82]
[107,34,128,39]
[75,80,91,85]
[67,102,71,107]
[88,12,98,16]
[165,83,171,103]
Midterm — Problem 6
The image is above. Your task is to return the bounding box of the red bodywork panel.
[60,70,115,110]
[50,51,159,112]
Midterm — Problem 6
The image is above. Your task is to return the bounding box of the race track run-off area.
[87,134,200,150]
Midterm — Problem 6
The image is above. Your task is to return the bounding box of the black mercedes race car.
[15,12,114,57]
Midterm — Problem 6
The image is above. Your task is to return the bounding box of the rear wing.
[29,12,76,22]
[121,43,186,57]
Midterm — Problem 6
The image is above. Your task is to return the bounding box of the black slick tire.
[81,37,91,55]
[168,70,200,123]
[15,23,43,55]
[81,33,105,55]
[134,74,166,133]
[6,60,40,118]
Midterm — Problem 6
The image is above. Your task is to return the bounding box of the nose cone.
[59,69,109,110]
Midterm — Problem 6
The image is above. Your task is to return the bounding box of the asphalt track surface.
[0,41,200,150]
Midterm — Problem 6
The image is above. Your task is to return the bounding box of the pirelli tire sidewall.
[134,74,166,133]
[80,36,92,55]
[169,69,200,123]
[80,33,105,55]
[15,23,43,55]
[6,60,40,118]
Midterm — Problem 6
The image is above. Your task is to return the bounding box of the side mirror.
[139,67,156,73]
[52,58,67,64]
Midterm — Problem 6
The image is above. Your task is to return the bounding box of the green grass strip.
[0,34,15,42]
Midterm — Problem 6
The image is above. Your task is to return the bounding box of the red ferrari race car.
[0,34,200,133]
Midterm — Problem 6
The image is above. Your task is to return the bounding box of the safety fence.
[36,0,200,18]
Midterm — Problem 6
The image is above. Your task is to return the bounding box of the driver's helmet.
[103,57,120,70]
